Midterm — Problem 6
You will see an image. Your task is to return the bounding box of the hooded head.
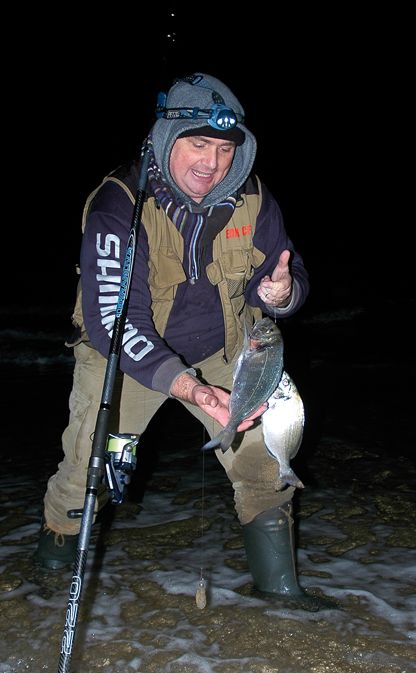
[151,73,257,208]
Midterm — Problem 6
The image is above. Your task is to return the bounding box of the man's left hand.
[257,249,292,307]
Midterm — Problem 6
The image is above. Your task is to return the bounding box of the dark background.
[8,5,412,318]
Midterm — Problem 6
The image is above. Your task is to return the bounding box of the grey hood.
[151,73,257,209]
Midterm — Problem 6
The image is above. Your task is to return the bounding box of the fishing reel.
[104,433,139,504]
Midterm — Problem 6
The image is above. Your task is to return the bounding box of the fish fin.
[281,468,304,489]
[232,322,251,384]
[201,435,222,451]
[243,320,250,349]
[202,428,236,453]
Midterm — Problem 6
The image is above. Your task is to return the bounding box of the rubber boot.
[34,518,78,571]
[242,502,336,611]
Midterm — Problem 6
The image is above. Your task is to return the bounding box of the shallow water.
[1,305,415,672]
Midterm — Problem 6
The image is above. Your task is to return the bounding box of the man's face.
[169,135,237,203]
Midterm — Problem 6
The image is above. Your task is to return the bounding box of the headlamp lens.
[209,104,238,130]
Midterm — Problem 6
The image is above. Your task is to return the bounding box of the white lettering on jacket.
[95,233,154,361]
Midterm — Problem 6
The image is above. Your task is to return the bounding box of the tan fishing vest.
[71,175,265,363]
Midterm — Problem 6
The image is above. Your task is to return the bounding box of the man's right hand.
[170,373,266,430]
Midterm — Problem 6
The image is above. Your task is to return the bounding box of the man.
[36,73,323,610]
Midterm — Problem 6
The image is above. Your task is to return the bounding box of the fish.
[202,316,284,452]
[261,370,305,489]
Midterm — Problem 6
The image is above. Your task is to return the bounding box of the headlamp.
[156,96,243,130]
[155,76,245,131]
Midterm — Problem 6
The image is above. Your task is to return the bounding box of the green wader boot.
[34,519,78,571]
[242,502,336,611]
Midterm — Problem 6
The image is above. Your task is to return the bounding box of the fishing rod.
[57,138,151,673]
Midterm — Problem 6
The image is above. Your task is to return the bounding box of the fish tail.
[202,428,236,453]
[281,468,304,489]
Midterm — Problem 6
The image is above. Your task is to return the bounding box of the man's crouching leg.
[216,429,337,611]
[35,343,110,570]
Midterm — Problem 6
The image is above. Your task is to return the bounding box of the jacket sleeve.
[245,180,310,317]
[80,181,194,395]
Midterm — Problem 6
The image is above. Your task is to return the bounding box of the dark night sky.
[10,6,412,314]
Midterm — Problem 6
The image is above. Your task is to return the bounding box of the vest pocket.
[225,247,266,298]
[207,250,251,299]
[148,248,186,300]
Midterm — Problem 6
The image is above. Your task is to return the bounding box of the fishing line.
[195,426,207,609]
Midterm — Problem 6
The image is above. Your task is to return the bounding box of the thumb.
[192,384,218,408]
[271,249,291,281]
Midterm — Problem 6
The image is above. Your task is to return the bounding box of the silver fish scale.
[202,317,284,452]
[230,337,284,425]
[262,370,305,489]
